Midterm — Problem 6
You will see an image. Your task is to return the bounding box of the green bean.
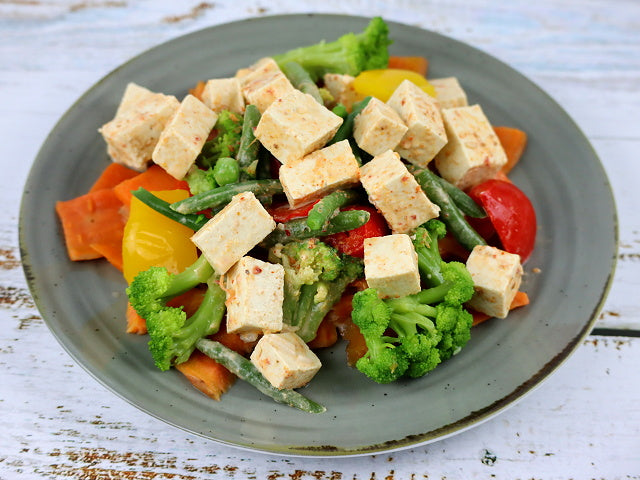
[131,188,208,230]
[306,189,360,230]
[263,210,370,246]
[327,96,372,146]
[433,174,486,218]
[331,103,348,118]
[213,157,240,186]
[195,339,326,414]
[410,166,486,251]
[237,104,262,180]
[170,179,283,214]
[281,61,324,104]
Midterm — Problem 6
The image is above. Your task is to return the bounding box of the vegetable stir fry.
[56,17,535,413]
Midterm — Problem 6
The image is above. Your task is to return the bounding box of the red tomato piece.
[268,200,320,223]
[468,179,537,263]
[325,205,389,257]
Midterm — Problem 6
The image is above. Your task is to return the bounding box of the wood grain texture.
[1,0,639,477]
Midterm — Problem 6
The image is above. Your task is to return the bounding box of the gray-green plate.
[19,14,617,456]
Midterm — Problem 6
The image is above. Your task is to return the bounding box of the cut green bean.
[263,210,370,246]
[327,96,372,146]
[170,179,283,214]
[306,190,360,230]
[331,103,348,118]
[213,157,240,186]
[237,104,262,180]
[131,188,208,230]
[410,166,486,251]
[281,61,324,104]
[433,174,486,218]
[195,339,326,414]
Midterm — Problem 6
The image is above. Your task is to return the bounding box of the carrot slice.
[126,302,147,335]
[90,242,124,271]
[471,291,530,326]
[388,56,428,76]
[113,165,190,207]
[494,126,528,175]
[89,163,140,192]
[55,188,127,261]
[176,350,236,401]
[189,80,206,101]
[307,317,339,349]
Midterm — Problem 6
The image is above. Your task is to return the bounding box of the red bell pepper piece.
[325,205,389,257]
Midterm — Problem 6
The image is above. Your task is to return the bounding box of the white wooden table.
[2,1,639,478]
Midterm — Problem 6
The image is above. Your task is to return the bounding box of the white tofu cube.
[191,192,276,275]
[250,332,322,389]
[364,234,421,298]
[99,89,180,171]
[429,77,468,109]
[323,73,359,111]
[387,79,448,168]
[254,89,343,165]
[114,82,153,117]
[225,256,285,335]
[353,97,408,156]
[466,245,523,318]
[152,95,218,180]
[201,78,245,113]
[435,104,508,190]
[279,140,360,208]
[359,150,440,234]
[237,57,295,113]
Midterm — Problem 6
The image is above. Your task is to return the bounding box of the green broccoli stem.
[413,282,455,306]
[281,61,324,104]
[164,255,216,298]
[389,312,437,338]
[195,339,326,414]
[131,188,209,231]
[170,179,283,214]
[171,279,226,365]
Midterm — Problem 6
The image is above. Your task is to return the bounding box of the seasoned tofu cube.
[255,89,343,165]
[323,73,359,111]
[435,104,508,189]
[466,245,523,318]
[387,79,447,168]
[237,57,295,113]
[359,150,440,234]
[279,140,360,208]
[429,77,468,109]
[152,95,218,180]
[114,82,154,117]
[99,89,180,171]
[191,191,276,274]
[225,256,285,335]
[364,234,421,298]
[250,332,322,389]
[201,78,245,113]
[353,97,408,156]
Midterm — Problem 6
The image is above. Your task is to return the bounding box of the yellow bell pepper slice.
[353,68,436,102]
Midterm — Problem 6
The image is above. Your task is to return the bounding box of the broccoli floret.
[412,219,447,287]
[272,17,392,81]
[126,255,214,324]
[269,238,363,342]
[196,110,243,169]
[185,165,217,195]
[146,277,226,371]
[350,257,475,383]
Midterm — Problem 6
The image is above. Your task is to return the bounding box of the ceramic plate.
[20,14,617,456]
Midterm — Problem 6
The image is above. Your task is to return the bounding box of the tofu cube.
[353,97,408,156]
[225,256,285,335]
[191,191,276,274]
[323,73,359,111]
[429,77,468,109]
[435,104,508,189]
[279,140,360,208]
[387,79,448,168]
[364,234,421,298]
[114,82,153,117]
[250,332,322,389]
[201,78,245,113]
[99,88,180,171]
[152,94,218,180]
[237,57,295,113]
[359,150,440,234]
[466,245,523,318]
[254,89,343,165]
